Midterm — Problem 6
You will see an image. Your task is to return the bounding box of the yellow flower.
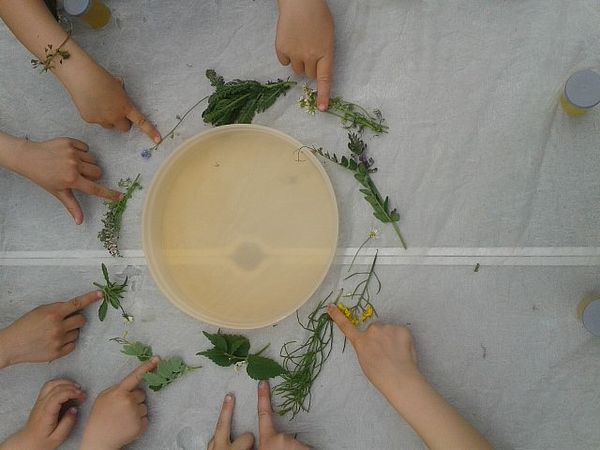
[337,303,359,325]
[361,304,374,321]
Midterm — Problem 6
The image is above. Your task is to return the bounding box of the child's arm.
[0,132,121,224]
[275,0,334,111]
[0,379,86,450]
[328,304,493,450]
[0,0,160,143]
[0,291,101,369]
[80,357,159,450]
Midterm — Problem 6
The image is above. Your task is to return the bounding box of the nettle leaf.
[202,331,228,352]
[227,335,250,358]
[197,348,232,367]
[246,355,286,381]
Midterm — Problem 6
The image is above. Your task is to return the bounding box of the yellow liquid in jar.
[560,94,590,117]
[577,294,597,320]
[81,0,111,29]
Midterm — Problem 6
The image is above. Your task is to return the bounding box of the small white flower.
[122,313,134,323]
[234,360,248,372]
[368,227,379,239]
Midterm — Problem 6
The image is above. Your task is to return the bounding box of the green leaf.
[143,372,165,388]
[101,263,109,283]
[98,300,108,321]
[202,331,228,352]
[197,348,232,367]
[246,355,286,381]
[223,335,250,357]
[122,342,153,361]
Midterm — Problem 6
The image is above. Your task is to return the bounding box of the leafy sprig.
[274,294,337,418]
[98,174,142,257]
[93,263,131,322]
[111,337,198,391]
[298,85,388,134]
[31,34,70,73]
[197,331,285,381]
[202,69,297,126]
[311,133,407,249]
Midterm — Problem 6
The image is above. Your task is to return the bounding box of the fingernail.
[150,356,160,363]
[224,393,234,402]
[68,407,78,415]
[96,291,104,299]
[318,103,327,112]
[154,136,161,144]
[258,380,268,389]
[74,383,81,389]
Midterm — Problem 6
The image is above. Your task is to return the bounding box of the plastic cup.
[63,0,111,29]
[560,69,600,117]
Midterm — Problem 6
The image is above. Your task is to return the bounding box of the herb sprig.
[197,331,285,381]
[202,69,296,126]
[31,34,70,73]
[311,133,407,248]
[298,85,388,134]
[111,337,198,391]
[98,174,142,257]
[93,263,131,322]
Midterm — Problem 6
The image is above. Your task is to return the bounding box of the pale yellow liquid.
[560,94,590,117]
[81,0,111,29]
[577,294,598,320]
[145,127,338,328]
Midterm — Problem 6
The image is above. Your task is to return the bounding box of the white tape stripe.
[1,248,600,266]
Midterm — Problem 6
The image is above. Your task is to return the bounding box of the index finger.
[327,304,361,343]
[120,356,160,391]
[75,177,122,202]
[212,393,235,444]
[126,107,161,144]
[316,56,332,112]
[257,381,275,438]
[61,290,103,316]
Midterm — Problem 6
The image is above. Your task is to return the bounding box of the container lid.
[582,299,600,336]
[63,0,91,16]
[565,69,600,109]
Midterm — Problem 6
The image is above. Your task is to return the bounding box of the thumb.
[50,406,78,443]
[56,190,83,225]
[327,303,361,343]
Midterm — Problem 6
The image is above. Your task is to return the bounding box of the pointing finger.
[316,56,332,112]
[327,304,361,343]
[61,291,103,316]
[120,356,160,391]
[212,393,235,445]
[257,381,276,439]
[74,177,122,202]
[126,107,161,144]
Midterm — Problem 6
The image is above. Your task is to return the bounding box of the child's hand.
[0,291,102,369]
[0,379,86,450]
[15,137,122,224]
[63,59,160,143]
[207,394,255,450]
[81,357,159,450]
[327,304,421,398]
[276,0,334,111]
[257,381,309,450]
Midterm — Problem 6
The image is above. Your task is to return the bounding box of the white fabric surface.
[1,1,600,449]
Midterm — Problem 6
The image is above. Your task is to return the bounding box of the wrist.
[0,134,27,174]
[381,370,430,414]
[81,430,120,450]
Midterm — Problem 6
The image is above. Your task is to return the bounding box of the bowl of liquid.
[143,125,338,329]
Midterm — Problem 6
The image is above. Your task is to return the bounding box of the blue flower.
[140,148,152,160]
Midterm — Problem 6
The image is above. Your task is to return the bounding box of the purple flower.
[359,153,374,169]
[140,148,152,160]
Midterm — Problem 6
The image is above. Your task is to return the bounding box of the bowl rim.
[142,124,339,329]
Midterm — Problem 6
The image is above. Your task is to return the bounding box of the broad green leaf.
[203,331,228,352]
[197,348,232,367]
[143,372,165,387]
[246,355,286,381]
